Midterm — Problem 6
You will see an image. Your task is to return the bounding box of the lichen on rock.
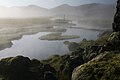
[72,52,120,80]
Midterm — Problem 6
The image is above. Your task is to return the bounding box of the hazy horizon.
[0,0,116,9]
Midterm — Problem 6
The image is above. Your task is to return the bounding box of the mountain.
[0,1,120,80]
[0,3,115,18]
[0,5,50,18]
[51,3,115,20]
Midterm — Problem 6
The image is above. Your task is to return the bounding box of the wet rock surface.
[0,56,57,80]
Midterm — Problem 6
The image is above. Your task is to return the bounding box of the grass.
[0,18,66,50]
[39,33,80,41]
[72,52,120,80]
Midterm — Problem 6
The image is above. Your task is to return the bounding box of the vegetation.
[42,29,120,80]
[0,56,57,80]
[0,0,119,80]
[72,52,120,80]
[0,18,52,26]
[39,33,80,41]
[0,18,67,50]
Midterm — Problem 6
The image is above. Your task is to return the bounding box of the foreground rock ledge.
[72,52,120,80]
[0,56,57,80]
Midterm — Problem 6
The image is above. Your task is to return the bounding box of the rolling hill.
[0,3,115,19]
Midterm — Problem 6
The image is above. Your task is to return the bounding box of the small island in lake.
[39,33,80,40]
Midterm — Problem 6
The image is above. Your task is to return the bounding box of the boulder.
[113,0,120,32]
[72,52,120,80]
[105,32,120,51]
[0,56,31,80]
[0,56,57,80]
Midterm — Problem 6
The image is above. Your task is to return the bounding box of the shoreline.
[69,26,112,31]
[0,25,110,51]
[0,26,66,51]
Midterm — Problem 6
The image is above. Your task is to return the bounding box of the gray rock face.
[113,0,120,32]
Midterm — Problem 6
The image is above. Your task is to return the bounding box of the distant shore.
[0,24,66,50]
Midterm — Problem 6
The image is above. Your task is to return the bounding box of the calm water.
[0,28,100,60]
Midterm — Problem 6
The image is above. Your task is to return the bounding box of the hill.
[51,3,115,20]
[0,3,115,19]
[0,1,120,80]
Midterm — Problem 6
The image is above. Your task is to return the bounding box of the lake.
[0,28,100,60]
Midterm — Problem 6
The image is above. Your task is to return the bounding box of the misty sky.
[0,0,116,8]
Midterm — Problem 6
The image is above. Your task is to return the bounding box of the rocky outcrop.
[72,52,120,80]
[105,32,120,51]
[0,56,57,80]
[72,0,120,80]
[0,1,119,80]
[113,0,120,31]
[42,50,84,80]
[64,41,84,52]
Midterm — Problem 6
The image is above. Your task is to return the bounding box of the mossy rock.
[104,32,120,51]
[39,33,80,40]
[108,32,120,43]
[42,52,84,80]
[72,52,120,80]
[0,56,57,80]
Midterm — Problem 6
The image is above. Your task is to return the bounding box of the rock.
[69,55,84,75]
[42,51,84,80]
[0,56,57,80]
[72,52,120,80]
[105,32,120,51]
[89,53,97,60]
[83,45,104,62]
[108,32,120,43]
[88,45,104,53]
[68,43,80,51]
[64,41,83,52]
[113,0,120,32]
[44,71,57,80]
[0,56,31,80]
[64,41,70,45]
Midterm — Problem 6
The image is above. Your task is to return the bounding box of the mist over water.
[0,28,99,59]
[0,3,115,19]
[0,2,115,59]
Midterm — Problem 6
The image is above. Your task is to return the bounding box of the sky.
[0,0,117,8]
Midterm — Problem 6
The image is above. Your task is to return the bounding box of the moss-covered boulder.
[0,56,31,80]
[0,56,57,80]
[104,32,120,51]
[108,32,120,43]
[42,51,84,80]
[72,52,120,80]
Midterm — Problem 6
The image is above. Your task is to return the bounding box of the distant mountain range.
[0,3,116,19]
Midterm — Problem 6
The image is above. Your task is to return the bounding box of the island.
[39,33,80,40]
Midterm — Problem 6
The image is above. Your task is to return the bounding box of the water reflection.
[0,28,100,59]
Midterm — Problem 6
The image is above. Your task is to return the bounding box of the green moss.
[42,52,84,80]
[79,40,95,48]
[108,32,120,42]
[39,33,80,40]
[72,52,120,80]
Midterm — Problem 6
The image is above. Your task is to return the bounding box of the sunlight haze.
[0,0,116,8]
